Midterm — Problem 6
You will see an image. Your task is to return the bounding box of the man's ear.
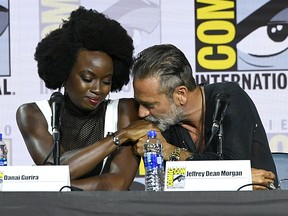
[174,86,188,106]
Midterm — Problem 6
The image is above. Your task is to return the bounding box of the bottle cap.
[147,130,157,138]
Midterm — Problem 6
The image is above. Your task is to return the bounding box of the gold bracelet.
[169,147,188,161]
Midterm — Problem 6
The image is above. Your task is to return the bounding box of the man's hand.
[132,131,175,159]
[122,119,160,142]
[252,168,276,190]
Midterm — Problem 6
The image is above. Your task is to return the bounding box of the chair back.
[272,152,288,183]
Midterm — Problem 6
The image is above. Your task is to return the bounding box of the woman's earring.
[105,93,110,101]
[62,83,68,96]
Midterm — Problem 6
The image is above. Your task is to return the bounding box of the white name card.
[0,165,71,192]
[164,160,252,191]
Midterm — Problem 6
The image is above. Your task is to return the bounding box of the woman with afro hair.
[16,6,157,191]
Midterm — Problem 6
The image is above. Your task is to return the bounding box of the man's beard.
[145,103,184,131]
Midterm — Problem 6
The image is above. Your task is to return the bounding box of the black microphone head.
[212,92,230,128]
[50,91,64,135]
[215,92,230,104]
[50,91,64,106]
[209,92,230,143]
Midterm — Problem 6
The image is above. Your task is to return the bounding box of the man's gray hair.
[132,44,197,99]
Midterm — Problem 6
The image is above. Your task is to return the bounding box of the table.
[1,190,288,215]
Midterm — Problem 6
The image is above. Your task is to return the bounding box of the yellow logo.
[166,167,186,189]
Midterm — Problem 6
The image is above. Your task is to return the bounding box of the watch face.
[169,153,180,161]
[169,148,181,161]
[171,156,178,161]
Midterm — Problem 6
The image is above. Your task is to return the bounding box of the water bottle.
[143,130,165,191]
[0,133,8,166]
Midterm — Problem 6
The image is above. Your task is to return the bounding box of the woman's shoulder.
[117,98,139,117]
[118,98,138,109]
[17,102,42,116]
[16,101,49,127]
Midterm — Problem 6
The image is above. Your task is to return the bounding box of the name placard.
[0,165,71,191]
[164,160,252,191]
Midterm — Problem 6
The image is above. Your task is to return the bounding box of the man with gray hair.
[131,44,277,190]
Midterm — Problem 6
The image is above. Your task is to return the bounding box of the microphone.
[50,91,64,140]
[211,93,230,135]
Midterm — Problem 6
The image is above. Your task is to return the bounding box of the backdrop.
[0,0,287,181]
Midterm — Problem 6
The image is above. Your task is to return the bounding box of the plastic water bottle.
[143,130,165,191]
[0,133,8,166]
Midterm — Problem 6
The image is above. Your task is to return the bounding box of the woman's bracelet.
[107,132,121,150]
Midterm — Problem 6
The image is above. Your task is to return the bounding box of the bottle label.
[143,152,164,170]
[0,159,7,166]
[0,143,8,166]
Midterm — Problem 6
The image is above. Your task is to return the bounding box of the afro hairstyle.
[34,6,134,92]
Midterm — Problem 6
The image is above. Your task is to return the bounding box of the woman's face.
[65,50,113,112]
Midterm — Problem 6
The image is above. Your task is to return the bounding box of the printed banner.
[0,165,70,191]
[165,160,252,191]
[0,0,287,185]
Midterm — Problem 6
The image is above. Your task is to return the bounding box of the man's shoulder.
[208,81,240,88]
[206,82,242,93]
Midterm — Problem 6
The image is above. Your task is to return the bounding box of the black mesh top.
[59,95,108,177]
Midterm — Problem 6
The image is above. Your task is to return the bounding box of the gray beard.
[145,115,173,131]
[145,104,184,132]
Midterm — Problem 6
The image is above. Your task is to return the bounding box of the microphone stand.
[52,129,60,165]
[216,123,223,160]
